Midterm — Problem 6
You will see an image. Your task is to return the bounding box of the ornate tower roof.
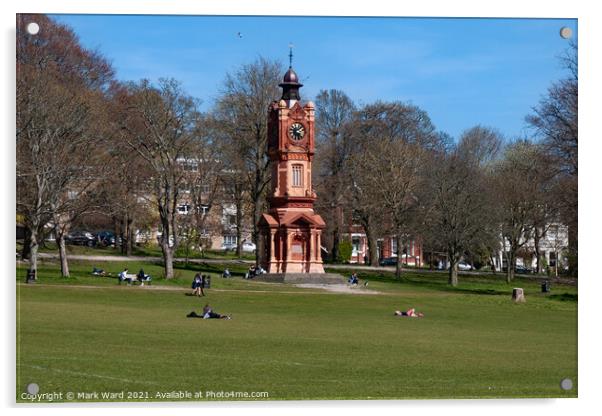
[279,45,303,101]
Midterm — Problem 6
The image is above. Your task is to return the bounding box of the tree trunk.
[360,213,379,266]
[449,262,458,286]
[395,235,402,279]
[21,226,32,260]
[113,216,120,250]
[505,249,516,283]
[330,224,341,263]
[489,253,497,274]
[120,216,127,255]
[534,231,541,274]
[126,216,133,257]
[429,249,434,270]
[159,209,175,279]
[366,231,379,267]
[57,232,70,277]
[235,196,243,258]
[162,244,174,279]
[28,225,40,281]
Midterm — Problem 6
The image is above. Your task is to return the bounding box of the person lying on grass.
[394,308,424,318]
[187,304,231,320]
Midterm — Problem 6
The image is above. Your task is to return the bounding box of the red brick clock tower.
[258,62,326,275]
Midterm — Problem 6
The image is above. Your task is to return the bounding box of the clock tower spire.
[279,44,303,102]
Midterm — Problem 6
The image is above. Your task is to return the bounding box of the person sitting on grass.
[245,265,257,279]
[348,272,359,286]
[394,308,424,318]
[222,268,231,278]
[118,268,132,285]
[191,273,204,297]
[186,304,231,320]
[136,268,150,286]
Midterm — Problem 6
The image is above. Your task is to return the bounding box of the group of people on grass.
[244,265,266,279]
[92,267,152,286]
[98,265,424,319]
[116,268,151,286]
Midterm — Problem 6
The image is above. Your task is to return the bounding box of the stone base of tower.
[253,272,345,284]
[265,259,325,274]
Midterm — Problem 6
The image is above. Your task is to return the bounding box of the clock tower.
[258,62,326,275]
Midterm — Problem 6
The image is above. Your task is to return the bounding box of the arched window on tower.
[292,164,303,187]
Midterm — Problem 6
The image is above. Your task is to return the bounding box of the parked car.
[242,241,256,253]
[220,242,237,251]
[515,265,533,274]
[65,231,96,247]
[502,265,533,274]
[457,261,473,271]
[379,257,398,266]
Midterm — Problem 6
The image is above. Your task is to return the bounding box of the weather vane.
[288,42,294,68]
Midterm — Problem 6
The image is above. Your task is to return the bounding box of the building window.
[391,238,398,256]
[292,164,303,187]
[224,235,237,246]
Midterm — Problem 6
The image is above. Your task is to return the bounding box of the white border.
[2,1,600,416]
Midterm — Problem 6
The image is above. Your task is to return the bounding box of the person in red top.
[394,308,424,318]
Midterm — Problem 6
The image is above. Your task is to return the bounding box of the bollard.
[512,288,526,302]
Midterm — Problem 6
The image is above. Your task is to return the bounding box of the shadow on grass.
[173,261,247,278]
[547,293,578,302]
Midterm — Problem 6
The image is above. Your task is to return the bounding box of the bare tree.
[214,57,284,263]
[16,14,114,279]
[314,89,356,262]
[349,101,438,278]
[492,140,550,282]
[424,126,502,286]
[178,115,224,259]
[120,78,199,279]
[526,42,578,275]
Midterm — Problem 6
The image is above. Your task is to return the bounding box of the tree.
[178,114,223,259]
[16,14,114,279]
[120,78,199,279]
[214,57,285,264]
[526,42,578,275]
[424,126,502,286]
[349,101,438,278]
[314,89,356,262]
[492,140,551,282]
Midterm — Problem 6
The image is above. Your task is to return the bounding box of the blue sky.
[51,14,577,140]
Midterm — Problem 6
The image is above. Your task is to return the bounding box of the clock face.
[288,122,306,141]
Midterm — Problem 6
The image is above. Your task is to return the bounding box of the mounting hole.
[559,27,572,39]
[26,22,40,35]
[560,378,573,390]
[26,383,39,395]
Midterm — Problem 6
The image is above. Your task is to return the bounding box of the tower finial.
[288,42,294,68]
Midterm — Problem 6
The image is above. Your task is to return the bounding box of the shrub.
[337,239,353,263]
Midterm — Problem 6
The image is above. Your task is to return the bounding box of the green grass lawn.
[16,259,577,402]
[16,240,256,260]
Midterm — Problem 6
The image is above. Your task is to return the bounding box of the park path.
[18,282,383,296]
